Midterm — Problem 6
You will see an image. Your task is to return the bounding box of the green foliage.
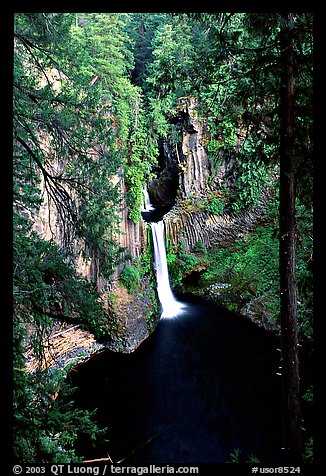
[199,215,280,323]
[301,385,313,462]
[302,385,313,403]
[69,14,159,226]
[13,368,107,463]
[13,249,109,462]
[302,436,313,463]
[295,201,313,341]
[165,240,183,289]
[203,194,226,215]
[166,239,203,290]
[177,241,200,274]
[227,448,241,463]
[13,220,110,341]
[144,11,312,217]
[146,17,195,98]
[196,197,312,340]
[14,12,125,267]
[124,13,165,90]
[124,95,159,223]
[119,263,141,294]
[180,190,226,216]
[230,159,275,212]
[141,227,160,325]
[227,448,261,463]
[193,239,207,255]
[140,227,155,277]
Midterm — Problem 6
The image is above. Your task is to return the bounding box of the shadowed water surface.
[70,295,283,465]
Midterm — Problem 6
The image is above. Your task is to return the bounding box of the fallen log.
[83,456,113,463]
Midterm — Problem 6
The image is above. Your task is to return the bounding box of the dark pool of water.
[69,295,284,464]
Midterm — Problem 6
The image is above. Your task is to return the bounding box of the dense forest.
[12,12,313,466]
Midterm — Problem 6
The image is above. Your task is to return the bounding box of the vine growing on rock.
[124,95,159,223]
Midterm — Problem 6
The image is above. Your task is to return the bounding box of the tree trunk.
[279,13,302,463]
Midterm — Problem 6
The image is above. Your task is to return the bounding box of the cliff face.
[147,141,179,209]
[31,155,154,362]
[112,167,148,278]
[147,96,213,209]
[164,186,274,253]
[175,96,212,199]
[33,163,148,291]
[148,96,273,253]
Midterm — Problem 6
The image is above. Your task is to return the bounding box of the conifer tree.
[13,12,158,462]
[278,13,301,462]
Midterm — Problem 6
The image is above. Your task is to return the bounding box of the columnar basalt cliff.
[111,166,149,278]
[175,96,212,199]
[164,186,274,253]
[150,96,274,253]
[147,96,214,208]
[147,141,179,209]
[33,163,148,291]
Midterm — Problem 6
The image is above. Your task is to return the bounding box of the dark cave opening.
[147,140,179,210]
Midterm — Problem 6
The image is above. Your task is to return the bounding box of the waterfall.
[142,187,185,318]
[151,220,185,318]
[142,188,154,212]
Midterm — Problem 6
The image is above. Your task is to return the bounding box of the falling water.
[151,220,185,318]
[142,187,154,212]
[142,187,185,318]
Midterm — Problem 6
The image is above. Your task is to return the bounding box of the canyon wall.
[30,153,155,365]
[147,96,213,207]
[33,162,148,292]
[147,96,274,253]
[175,96,212,199]
[164,186,274,253]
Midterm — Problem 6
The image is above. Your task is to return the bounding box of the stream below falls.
[69,294,284,464]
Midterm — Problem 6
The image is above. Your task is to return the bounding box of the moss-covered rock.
[106,276,159,353]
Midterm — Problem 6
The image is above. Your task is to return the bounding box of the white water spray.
[151,220,185,318]
[142,188,154,212]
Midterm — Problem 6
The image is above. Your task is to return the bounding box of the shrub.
[119,264,141,294]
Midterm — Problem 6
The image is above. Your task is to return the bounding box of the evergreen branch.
[15,124,93,192]
[15,34,52,86]
[15,135,79,242]
[14,33,63,72]
[16,135,52,180]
